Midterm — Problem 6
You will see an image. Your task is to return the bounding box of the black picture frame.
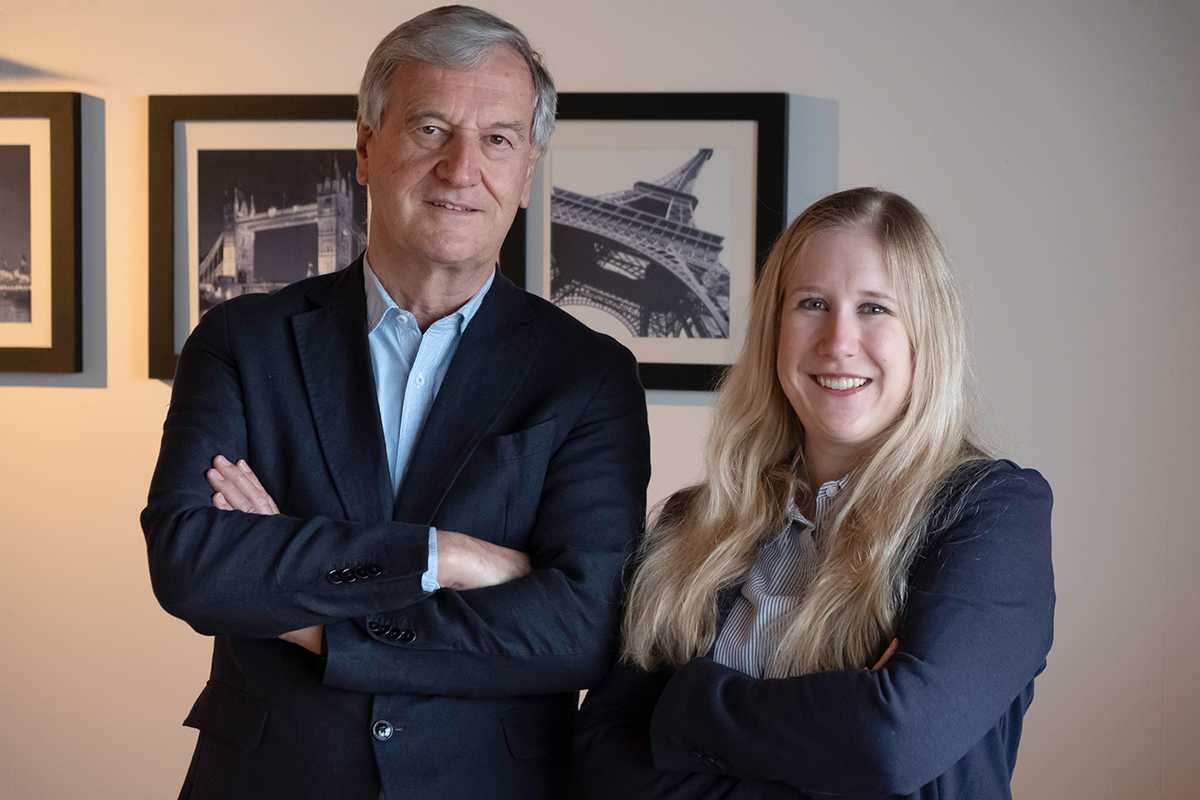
[502,92,788,392]
[148,95,359,380]
[0,92,82,373]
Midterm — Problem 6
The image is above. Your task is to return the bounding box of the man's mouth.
[814,375,868,390]
[430,200,476,212]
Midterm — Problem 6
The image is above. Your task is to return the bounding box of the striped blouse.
[711,478,846,677]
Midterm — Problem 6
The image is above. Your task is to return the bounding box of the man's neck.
[367,248,495,331]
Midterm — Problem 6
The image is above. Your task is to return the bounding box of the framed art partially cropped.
[148,95,365,379]
[503,93,787,392]
[0,93,82,373]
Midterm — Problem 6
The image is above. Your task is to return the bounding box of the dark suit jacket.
[576,461,1054,800]
[142,258,651,800]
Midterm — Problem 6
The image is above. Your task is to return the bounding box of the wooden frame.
[502,93,788,392]
[0,92,82,372]
[147,95,359,379]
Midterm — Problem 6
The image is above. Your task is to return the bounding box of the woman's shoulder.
[925,459,1053,540]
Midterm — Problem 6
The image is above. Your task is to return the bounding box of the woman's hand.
[207,455,279,515]
[207,457,321,653]
[872,638,900,670]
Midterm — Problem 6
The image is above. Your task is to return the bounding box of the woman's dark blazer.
[576,460,1054,800]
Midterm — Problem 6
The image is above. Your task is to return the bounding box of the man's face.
[356,47,539,276]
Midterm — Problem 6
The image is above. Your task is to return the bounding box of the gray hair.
[358,5,556,151]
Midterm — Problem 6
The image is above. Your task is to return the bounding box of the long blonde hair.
[622,188,987,677]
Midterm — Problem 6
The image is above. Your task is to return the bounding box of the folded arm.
[646,465,1055,797]
[321,347,652,697]
[142,302,435,639]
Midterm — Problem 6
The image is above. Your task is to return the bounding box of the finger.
[212,491,235,511]
[238,460,279,514]
[207,466,255,512]
[212,455,275,515]
[872,638,900,671]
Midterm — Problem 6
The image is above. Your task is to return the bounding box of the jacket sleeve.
[141,301,434,639]
[647,465,1055,797]
[321,345,652,697]
[575,663,806,800]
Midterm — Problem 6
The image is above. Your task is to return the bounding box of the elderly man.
[142,7,650,799]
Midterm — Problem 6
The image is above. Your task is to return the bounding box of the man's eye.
[488,134,510,146]
[420,126,440,135]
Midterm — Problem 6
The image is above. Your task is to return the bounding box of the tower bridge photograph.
[196,149,367,317]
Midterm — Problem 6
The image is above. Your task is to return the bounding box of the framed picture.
[504,93,787,392]
[148,95,366,379]
[0,92,82,373]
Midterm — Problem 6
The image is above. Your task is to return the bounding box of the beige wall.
[1,1,1198,797]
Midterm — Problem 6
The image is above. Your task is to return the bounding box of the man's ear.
[355,117,372,187]
[518,148,540,209]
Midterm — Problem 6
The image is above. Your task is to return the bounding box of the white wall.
[1,1,1197,797]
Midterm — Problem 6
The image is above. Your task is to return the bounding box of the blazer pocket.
[182,680,270,752]
[474,418,557,463]
[500,699,574,760]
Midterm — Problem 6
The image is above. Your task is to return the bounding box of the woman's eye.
[861,303,890,315]
[798,298,826,311]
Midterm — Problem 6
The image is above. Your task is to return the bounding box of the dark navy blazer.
[576,461,1054,800]
[143,258,651,799]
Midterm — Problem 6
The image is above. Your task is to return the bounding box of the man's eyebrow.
[405,111,529,139]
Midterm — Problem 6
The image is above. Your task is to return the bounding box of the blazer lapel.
[292,258,392,521]
[392,274,543,524]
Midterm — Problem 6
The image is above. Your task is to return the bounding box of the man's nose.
[436,134,481,187]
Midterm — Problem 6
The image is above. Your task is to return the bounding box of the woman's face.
[776,228,914,470]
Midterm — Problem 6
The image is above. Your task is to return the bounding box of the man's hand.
[207,455,279,515]
[207,457,320,650]
[435,530,532,590]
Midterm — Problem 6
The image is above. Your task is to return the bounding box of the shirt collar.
[362,253,495,334]
[785,476,848,526]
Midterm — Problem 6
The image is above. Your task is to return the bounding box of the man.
[142,7,650,799]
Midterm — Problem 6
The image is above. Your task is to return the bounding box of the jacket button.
[397,629,416,644]
[340,568,356,583]
[353,565,370,580]
[384,628,401,640]
[372,720,393,741]
[326,569,343,585]
[367,564,382,577]
[367,621,381,633]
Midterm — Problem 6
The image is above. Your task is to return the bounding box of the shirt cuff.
[421,526,440,592]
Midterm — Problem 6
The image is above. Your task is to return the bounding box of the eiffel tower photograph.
[550,148,732,339]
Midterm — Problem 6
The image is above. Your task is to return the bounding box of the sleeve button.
[397,629,416,644]
[340,568,356,583]
[367,564,382,577]
[384,628,401,641]
[353,565,370,580]
[326,569,344,585]
[714,758,730,771]
[367,621,381,633]
[689,750,703,763]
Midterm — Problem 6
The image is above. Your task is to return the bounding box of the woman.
[575,188,1054,799]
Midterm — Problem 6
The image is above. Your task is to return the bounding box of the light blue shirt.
[363,256,495,593]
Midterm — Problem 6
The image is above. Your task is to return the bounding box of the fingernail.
[238,460,251,473]
[216,455,229,466]
[207,469,224,482]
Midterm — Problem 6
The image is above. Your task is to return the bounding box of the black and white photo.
[550,147,731,340]
[195,149,366,317]
[0,144,32,324]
